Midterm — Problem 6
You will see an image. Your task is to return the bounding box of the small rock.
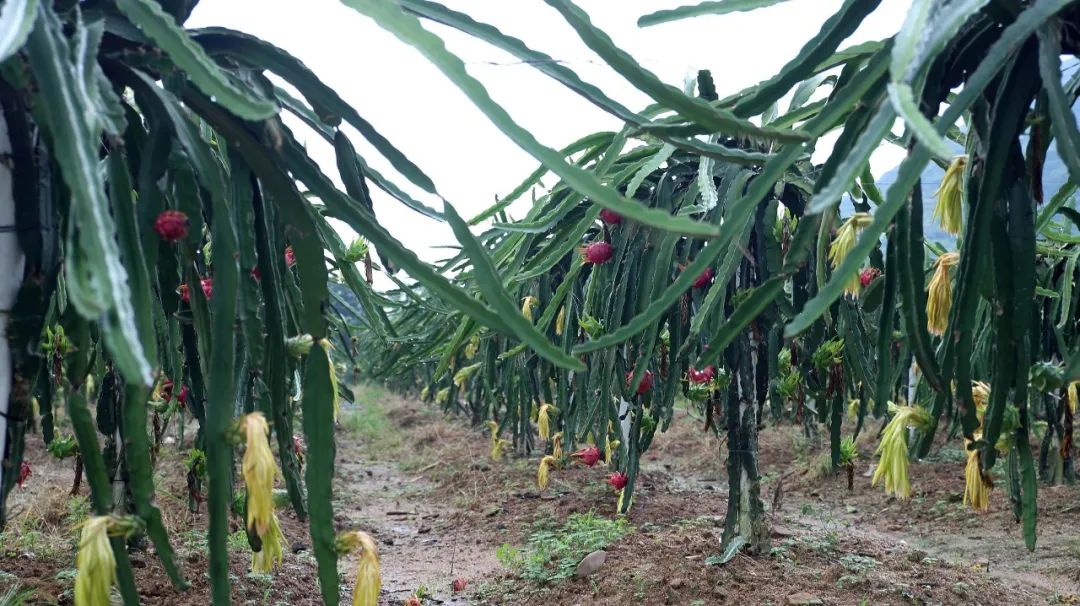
[907,549,927,563]
[668,577,685,589]
[770,524,795,538]
[575,550,607,578]
[787,592,823,605]
[863,464,876,477]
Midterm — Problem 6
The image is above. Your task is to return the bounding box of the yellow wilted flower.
[435,388,449,404]
[464,333,480,359]
[75,517,116,606]
[828,213,873,295]
[486,420,510,461]
[959,382,994,512]
[537,404,556,441]
[521,296,538,322]
[338,531,381,606]
[453,362,482,390]
[420,386,430,400]
[926,251,959,337]
[537,455,557,489]
[1068,381,1078,414]
[251,512,285,573]
[847,398,861,421]
[933,156,967,235]
[963,441,992,512]
[319,339,341,422]
[241,412,277,538]
[972,381,991,414]
[75,516,141,606]
[605,439,620,466]
[872,403,930,499]
[555,305,566,336]
[491,438,510,461]
[551,432,564,460]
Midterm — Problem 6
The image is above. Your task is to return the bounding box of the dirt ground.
[2,386,1079,605]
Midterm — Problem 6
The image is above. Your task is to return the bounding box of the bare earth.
[3,386,1078,605]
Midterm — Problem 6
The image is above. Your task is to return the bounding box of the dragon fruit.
[599,209,622,225]
[153,210,189,242]
[582,241,614,265]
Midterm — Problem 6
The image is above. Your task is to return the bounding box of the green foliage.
[838,437,857,467]
[0,582,35,606]
[811,338,845,370]
[497,512,633,584]
[348,0,1080,558]
[46,434,78,459]
[2,2,1080,603]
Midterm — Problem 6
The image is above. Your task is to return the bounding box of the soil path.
[334,423,501,605]
[639,449,1080,601]
[785,502,1079,596]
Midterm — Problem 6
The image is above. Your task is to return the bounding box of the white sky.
[188,1,910,280]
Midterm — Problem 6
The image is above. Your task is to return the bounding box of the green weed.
[0,582,35,606]
[342,385,400,451]
[496,512,633,584]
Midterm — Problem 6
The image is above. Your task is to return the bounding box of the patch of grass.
[0,528,65,559]
[342,385,401,452]
[838,553,878,587]
[673,515,719,532]
[1064,537,1080,560]
[926,443,967,463]
[496,511,633,584]
[228,529,250,552]
[774,531,841,559]
[64,496,90,527]
[474,578,519,602]
[179,529,209,556]
[54,568,77,583]
[839,553,878,574]
[0,583,36,606]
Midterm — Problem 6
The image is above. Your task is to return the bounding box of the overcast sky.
[188,1,910,280]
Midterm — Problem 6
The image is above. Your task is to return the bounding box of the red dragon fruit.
[581,241,613,265]
[607,472,628,491]
[571,446,601,467]
[688,365,716,384]
[599,209,622,225]
[200,277,213,300]
[452,578,468,593]
[859,267,881,287]
[250,266,262,281]
[626,369,653,395]
[17,461,30,488]
[692,267,715,289]
[284,246,296,267]
[153,210,189,242]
